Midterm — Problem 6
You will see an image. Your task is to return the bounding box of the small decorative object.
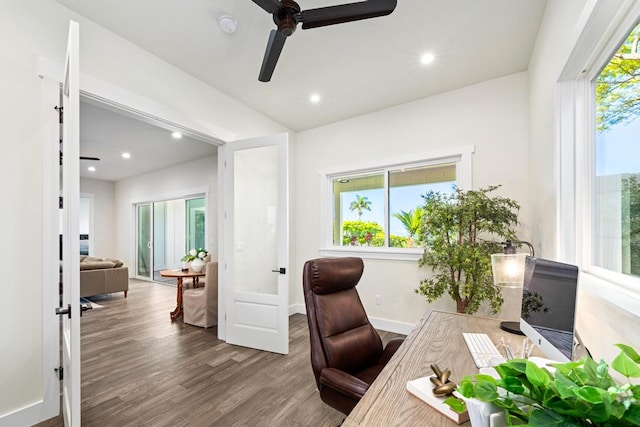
[406,364,469,424]
[181,248,208,273]
[444,344,640,426]
[429,364,456,396]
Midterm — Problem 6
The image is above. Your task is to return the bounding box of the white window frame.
[557,1,640,298]
[319,145,474,261]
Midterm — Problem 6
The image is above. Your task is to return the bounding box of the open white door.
[59,20,82,427]
[220,133,289,354]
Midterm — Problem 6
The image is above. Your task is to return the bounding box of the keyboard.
[462,333,505,368]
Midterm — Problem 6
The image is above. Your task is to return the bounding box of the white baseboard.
[289,303,414,336]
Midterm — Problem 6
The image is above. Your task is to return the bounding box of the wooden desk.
[159,269,206,321]
[343,310,513,427]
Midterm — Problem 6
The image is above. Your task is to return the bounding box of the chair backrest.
[303,257,383,385]
[204,261,218,301]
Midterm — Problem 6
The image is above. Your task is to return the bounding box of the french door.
[221,133,289,355]
[60,20,82,426]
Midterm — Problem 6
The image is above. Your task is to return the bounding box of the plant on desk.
[415,185,520,314]
[444,344,640,426]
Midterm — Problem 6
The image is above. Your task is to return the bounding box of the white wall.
[294,72,531,331]
[0,34,57,420]
[114,155,217,271]
[80,178,116,257]
[528,0,588,259]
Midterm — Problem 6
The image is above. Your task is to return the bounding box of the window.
[593,20,640,279]
[321,147,473,259]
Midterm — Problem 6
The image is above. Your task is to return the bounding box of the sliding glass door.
[186,198,206,250]
[136,203,152,279]
[135,196,206,283]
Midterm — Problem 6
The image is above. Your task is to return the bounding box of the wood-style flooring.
[37,279,404,427]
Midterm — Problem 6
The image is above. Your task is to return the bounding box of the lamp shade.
[491,253,527,288]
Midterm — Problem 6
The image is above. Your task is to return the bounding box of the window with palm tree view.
[332,162,457,248]
[594,20,640,278]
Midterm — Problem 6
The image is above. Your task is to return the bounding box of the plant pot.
[190,258,205,273]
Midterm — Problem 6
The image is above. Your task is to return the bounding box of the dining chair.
[183,261,218,328]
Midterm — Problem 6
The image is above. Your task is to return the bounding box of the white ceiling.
[56,0,548,133]
[64,1,548,182]
[79,101,217,181]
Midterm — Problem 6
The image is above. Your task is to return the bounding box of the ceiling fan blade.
[259,29,287,82]
[80,156,100,161]
[299,0,397,29]
[251,0,281,15]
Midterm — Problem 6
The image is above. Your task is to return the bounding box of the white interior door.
[60,20,81,427]
[221,133,289,354]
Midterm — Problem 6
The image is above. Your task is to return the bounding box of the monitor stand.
[500,321,524,335]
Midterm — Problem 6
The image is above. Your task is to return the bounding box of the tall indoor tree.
[416,186,520,314]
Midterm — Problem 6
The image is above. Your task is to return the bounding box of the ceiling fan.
[251,0,398,82]
[58,141,100,165]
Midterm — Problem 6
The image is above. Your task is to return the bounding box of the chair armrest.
[378,337,404,366]
[319,367,369,400]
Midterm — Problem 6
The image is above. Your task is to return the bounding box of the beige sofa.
[80,256,129,298]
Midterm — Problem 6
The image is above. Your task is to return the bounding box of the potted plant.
[444,344,640,425]
[181,248,208,272]
[416,185,520,314]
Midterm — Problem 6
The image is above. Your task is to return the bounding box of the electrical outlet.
[375,294,381,305]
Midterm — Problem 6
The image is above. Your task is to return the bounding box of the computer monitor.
[519,257,579,362]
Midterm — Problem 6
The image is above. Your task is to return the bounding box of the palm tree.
[349,195,372,220]
[392,207,424,246]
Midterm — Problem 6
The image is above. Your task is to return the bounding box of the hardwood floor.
[37,280,404,426]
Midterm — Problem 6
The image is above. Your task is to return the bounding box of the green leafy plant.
[445,344,640,426]
[416,185,520,314]
[349,194,372,220]
[181,248,208,262]
[342,220,383,246]
[392,207,424,247]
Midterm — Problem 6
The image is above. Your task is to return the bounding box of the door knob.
[271,267,286,274]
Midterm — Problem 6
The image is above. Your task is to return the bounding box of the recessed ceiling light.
[122,152,131,159]
[172,131,182,139]
[420,52,435,65]
[310,93,321,104]
[88,166,96,172]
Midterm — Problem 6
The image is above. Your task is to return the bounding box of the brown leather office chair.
[303,257,404,415]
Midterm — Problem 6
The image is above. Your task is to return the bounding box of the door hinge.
[55,366,63,381]
[54,105,63,124]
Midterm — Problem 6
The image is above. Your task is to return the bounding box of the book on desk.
[406,377,470,424]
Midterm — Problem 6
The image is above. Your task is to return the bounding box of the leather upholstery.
[303,257,404,415]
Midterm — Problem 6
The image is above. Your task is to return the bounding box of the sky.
[341,181,455,236]
[596,114,640,176]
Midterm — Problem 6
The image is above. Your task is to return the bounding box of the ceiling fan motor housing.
[274,0,300,37]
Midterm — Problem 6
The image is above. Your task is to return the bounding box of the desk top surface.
[343,310,511,427]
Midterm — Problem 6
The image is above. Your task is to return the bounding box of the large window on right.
[594,20,640,278]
